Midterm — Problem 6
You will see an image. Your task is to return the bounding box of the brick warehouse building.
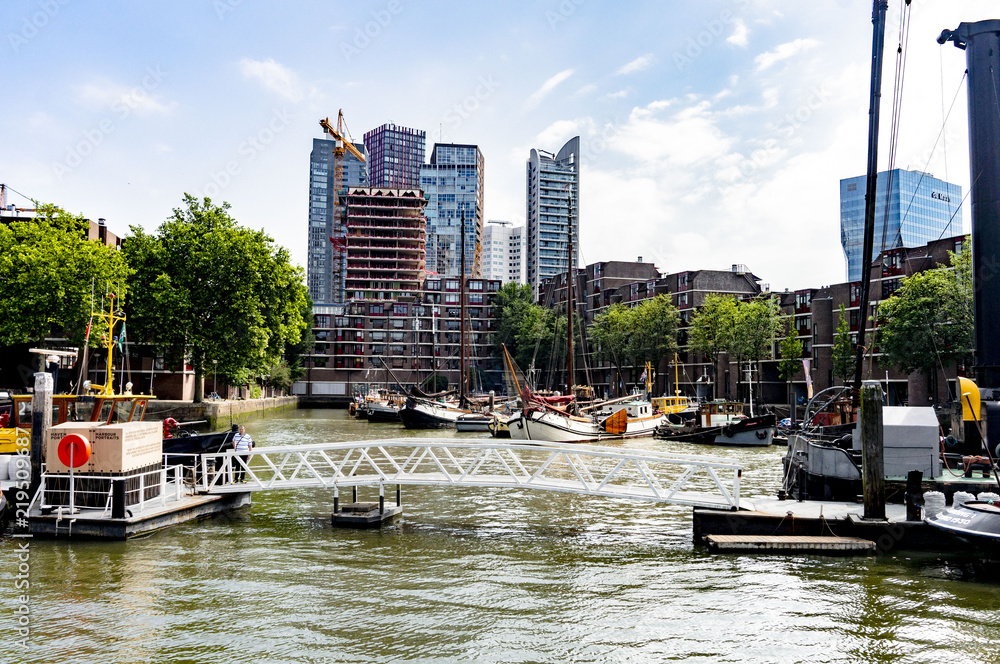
[535,234,967,411]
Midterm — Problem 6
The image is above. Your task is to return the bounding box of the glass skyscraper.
[419,143,484,277]
[840,168,961,281]
[363,123,426,189]
[526,137,580,295]
[307,137,367,304]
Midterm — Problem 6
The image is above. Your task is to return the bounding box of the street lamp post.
[212,359,217,398]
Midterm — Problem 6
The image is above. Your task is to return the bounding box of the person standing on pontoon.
[232,425,254,483]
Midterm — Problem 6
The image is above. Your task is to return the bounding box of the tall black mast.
[851,0,889,404]
[940,20,1000,389]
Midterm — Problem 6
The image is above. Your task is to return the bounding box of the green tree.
[0,203,130,347]
[831,304,855,386]
[777,321,804,422]
[591,303,636,388]
[731,297,782,405]
[124,195,309,402]
[493,282,555,379]
[688,294,737,399]
[631,295,680,376]
[877,242,973,388]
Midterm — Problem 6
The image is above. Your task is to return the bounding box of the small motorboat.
[456,413,493,432]
[925,500,1000,551]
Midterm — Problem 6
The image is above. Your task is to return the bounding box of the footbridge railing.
[197,439,742,510]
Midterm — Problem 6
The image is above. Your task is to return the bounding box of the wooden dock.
[703,534,876,555]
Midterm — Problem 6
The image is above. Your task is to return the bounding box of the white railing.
[199,439,742,510]
[36,464,189,518]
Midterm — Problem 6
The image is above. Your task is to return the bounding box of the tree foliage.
[777,321,804,382]
[876,242,973,377]
[731,297,782,365]
[124,195,309,401]
[831,304,855,385]
[492,282,555,376]
[0,204,130,346]
[688,294,737,398]
[592,295,678,377]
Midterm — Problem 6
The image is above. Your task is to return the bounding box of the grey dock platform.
[29,491,252,539]
[694,497,968,553]
[704,534,876,555]
[331,501,402,528]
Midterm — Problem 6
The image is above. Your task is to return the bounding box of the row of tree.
[0,196,311,401]
[491,241,975,402]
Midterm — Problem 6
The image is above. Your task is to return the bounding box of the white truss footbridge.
[196,439,742,510]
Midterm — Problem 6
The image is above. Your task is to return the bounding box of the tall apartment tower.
[307,137,367,305]
[840,168,962,281]
[363,123,426,189]
[482,220,524,284]
[342,187,428,301]
[526,136,580,296]
[419,143,485,277]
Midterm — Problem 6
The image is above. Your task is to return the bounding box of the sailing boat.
[398,213,475,429]
[507,197,666,442]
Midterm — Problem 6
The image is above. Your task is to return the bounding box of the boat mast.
[851,0,889,406]
[566,194,574,393]
[460,211,467,404]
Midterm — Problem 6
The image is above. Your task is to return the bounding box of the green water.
[3,409,1000,663]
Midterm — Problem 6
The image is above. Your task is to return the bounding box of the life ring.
[57,434,92,468]
[755,429,768,440]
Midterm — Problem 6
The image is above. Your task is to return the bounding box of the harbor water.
[3,408,1000,663]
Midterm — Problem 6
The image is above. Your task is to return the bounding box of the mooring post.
[396,484,401,507]
[29,372,53,500]
[379,482,384,515]
[112,479,126,519]
[861,382,886,520]
[333,486,339,514]
[904,470,923,521]
[352,486,357,503]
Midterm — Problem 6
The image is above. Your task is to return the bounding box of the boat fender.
[57,434,92,468]
[755,429,768,440]
[944,435,959,448]
[723,425,735,438]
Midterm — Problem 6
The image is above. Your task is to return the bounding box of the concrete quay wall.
[145,396,298,429]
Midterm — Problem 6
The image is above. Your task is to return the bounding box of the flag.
[118,323,126,352]
[639,368,648,383]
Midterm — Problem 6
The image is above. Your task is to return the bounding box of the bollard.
[352,486,357,503]
[396,484,401,507]
[904,470,923,521]
[30,372,53,499]
[112,479,126,519]
[334,486,339,514]
[861,382,886,520]
[379,483,384,515]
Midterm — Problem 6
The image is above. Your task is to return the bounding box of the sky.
[3,0,997,292]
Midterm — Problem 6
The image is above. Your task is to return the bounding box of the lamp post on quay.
[212,359,217,398]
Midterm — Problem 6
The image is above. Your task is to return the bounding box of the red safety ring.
[58,434,92,468]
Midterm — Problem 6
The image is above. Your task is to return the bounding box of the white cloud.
[727,18,749,47]
[754,38,819,72]
[76,81,174,115]
[535,118,591,149]
[239,57,311,102]
[600,89,629,101]
[525,68,575,109]
[616,54,654,75]
[574,83,597,97]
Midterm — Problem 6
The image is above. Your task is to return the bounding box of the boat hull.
[510,409,666,443]
[456,415,492,432]
[655,415,775,447]
[398,400,466,429]
[365,403,401,423]
[925,501,1000,548]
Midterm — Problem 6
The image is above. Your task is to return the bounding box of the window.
[369,304,384,315]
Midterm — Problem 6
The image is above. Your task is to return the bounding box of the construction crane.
[319,111,366,299]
